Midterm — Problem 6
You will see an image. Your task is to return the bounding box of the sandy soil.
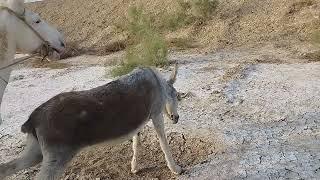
[0,45,320,179]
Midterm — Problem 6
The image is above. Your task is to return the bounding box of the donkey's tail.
[21,114,38,140]
[21,118,33,134]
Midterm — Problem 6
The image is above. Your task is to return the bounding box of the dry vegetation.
[27,0,320,58]
[107,0,219,76]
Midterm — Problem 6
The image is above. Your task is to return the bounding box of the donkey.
[0,0,65,124]
[0,65,182,179]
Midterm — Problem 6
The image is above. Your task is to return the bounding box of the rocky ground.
[0,46,319,179]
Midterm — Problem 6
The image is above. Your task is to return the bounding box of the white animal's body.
[0,0,65,124]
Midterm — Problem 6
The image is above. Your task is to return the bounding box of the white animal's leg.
[0,67,11,125]
[131,132,141,173]
[152,114,182,174]
[35,144,75,180]
[0,134,42,179]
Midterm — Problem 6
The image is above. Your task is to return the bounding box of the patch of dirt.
[286,0,315,15]
[301,50,320,61]
[220,64,248,83]
[29,59,72,69]
[62,127,219,180]
[59,40,127,59]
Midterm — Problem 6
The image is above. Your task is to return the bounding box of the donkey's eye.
[35,19,41,24]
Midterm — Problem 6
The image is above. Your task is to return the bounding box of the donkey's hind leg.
[152,114,182,174]
[0,134,42,179]
[35,145,76,180]
[131,132,141,173]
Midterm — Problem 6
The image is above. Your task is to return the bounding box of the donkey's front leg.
[0,67,11,125]
[131,132,141,173]
[152,114,182,174]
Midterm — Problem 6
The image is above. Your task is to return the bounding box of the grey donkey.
[0,65,182,180]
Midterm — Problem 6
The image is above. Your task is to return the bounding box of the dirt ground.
[0,45,320,179]
[63,127,219,180]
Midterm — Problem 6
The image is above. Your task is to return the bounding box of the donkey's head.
[165,64,180,124]
[3,0,65,58]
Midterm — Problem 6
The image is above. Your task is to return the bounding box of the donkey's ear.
[167,63,178,85]
[8,0,25,15]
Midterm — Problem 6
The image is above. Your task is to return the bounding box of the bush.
[111,6,168,77]
[110,1,219,76]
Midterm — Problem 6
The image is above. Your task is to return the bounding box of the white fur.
[0,0,65,124]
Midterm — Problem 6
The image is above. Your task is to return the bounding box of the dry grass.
[28,0,320,56]
[304,30,320,62]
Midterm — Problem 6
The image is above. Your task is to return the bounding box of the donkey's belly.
[98,120,148,146]
[76,113,150,146]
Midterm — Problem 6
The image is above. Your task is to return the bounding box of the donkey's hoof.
[131,168,139,174]
[171,165,182,175]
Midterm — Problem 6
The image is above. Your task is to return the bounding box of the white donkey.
[0,0,65,124]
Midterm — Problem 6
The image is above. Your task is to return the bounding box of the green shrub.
[111,6,168,77]
[110,1,220,76]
